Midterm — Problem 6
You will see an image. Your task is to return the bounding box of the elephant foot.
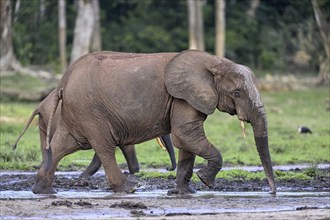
[167,185,196,195]
[196,168,217,189]
[166,166,176,171]
[32,175,56,194]
[112,175,138,193]
[32,184,56,194]
[128,166,140,175]
[79,172,93,179]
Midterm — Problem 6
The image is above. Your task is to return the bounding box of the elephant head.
[165,50,276,194]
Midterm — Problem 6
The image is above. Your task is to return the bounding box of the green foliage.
[0,73,58,102]
[11,0,323,73]
[13,0,59,65]
[274,170,312,180]
[1,74,48,91]
[0,119,41,170]
[102,0,188,52]
[215,169,266,181]
[263,88,330,165]
[137,169,314,181]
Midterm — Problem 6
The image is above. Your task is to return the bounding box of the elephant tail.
[46,88,63,150]
[12,108,39,150]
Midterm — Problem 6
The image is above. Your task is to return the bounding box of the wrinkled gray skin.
[12,90,176,177]
[34,50,276,195]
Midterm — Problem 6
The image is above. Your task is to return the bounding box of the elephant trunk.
[251,108,276,194]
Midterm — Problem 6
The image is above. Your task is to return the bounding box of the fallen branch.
[0,86,55,101]
[10,59,55,80]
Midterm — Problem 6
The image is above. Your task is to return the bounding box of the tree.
[311,0,330,85]
[70,0,95,63]
[246,0,260,19]
[1,0,14,71]
[215,0,225,57]
[0,0,52,79]
[187,0,204,50]
[58,0,67,73]
[91,0,101,52]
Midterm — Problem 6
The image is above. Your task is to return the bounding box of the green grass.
[136,169,316,181]
[0,87,329,171]
[1,74,46,91]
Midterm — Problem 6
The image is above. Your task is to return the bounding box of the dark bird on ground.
[298,126,312,134]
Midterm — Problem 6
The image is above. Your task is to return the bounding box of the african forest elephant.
[12,89,176,178]
[34,50,276,195]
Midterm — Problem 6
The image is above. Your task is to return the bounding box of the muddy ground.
[1,167,330,219]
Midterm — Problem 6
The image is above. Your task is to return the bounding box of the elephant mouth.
[227,108,237,116]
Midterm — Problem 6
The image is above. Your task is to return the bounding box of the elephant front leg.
[195,143,223,188]
[170,101,223,192]
[168,149,196,195]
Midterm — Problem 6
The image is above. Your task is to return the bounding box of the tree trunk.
[246,0,260,19]
[58,0,67,73]
[90,0,101,52]
[13,0,20,22]
[70,0,95,64]
[40,0,46,19]
[215,0,225,57]
[0,0,53,79]
[0,0,14,71]
[311,0,330,85]
[187,0,204,50]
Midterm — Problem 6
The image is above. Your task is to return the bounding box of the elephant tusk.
[240,120,246,138]
[156,137,167,151]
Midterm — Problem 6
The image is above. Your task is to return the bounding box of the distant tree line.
[0,0,329,83]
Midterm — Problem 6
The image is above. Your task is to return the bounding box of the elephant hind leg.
[120,145,140,174]
[79,153,102,178]
[33,121,80,194]
[89,140,137,193]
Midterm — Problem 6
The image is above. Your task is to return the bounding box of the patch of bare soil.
[1,168,329,219]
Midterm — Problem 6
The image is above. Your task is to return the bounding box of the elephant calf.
[13,89,176,178]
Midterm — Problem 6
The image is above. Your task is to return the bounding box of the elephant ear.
[165,50,220,115]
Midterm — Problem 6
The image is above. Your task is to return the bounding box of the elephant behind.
[34,50,276,195]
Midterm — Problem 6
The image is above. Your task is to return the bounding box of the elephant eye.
[233,91,240,97]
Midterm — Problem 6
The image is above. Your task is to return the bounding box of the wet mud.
[1,167,329,219]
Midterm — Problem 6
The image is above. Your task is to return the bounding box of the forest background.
[1,0,329,81]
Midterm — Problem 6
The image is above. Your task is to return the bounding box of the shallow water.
[1,190,329,219]
[1,163,329,176]
[1,166,329,219]
[1,190,329,200]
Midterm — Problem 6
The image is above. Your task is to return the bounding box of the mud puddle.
[1,166,329,219]
[1,190,329,200]
[1,190,329,219]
